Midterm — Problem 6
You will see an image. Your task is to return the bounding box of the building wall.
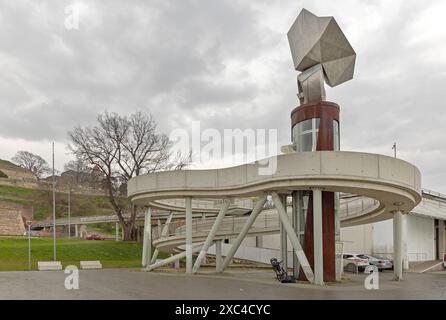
[233,212,437,263]
[372,219,393,258]
[406,215,435,261]
[340,224,373,254]
[340,215,435,261]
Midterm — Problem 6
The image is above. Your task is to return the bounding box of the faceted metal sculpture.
[287,9,356,104]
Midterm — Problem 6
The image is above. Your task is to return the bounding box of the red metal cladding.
[293,101,339,282]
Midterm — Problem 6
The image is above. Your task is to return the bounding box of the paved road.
[0,268,445,299]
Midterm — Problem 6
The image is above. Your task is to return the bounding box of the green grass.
[0,159,16,166]
[0,236,165,271]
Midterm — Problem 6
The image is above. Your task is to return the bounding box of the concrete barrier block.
[80,260,102,269]
[37,261,62,271]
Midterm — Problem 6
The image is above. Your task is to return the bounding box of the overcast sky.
[0,0,445,192]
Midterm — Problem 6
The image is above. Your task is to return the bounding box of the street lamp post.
[26,220,33,270]
[68,188,71,239]
[52,142,56,261]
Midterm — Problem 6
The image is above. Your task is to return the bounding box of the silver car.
[358,254,393,271]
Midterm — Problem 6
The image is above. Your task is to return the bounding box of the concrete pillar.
[193,199,230,273]
[142,207,152,268]
[151,212,174,264]
[185,197,193,274]
[402,214,409,270]
[272,192,314,284]
[280,222,288,268]
[334,192,342,281]
[219,197,267,272]
[215,240,222,272]
[115,222,119,241]
[291,191,299,278]
[393,211,403,280]
[74,224,78,238]
[79,225,87,238]
[312,188,324,286]
[280,195,288,269]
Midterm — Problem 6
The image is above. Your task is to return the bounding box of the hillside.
[0,159,16,167]
[0,184,118,222]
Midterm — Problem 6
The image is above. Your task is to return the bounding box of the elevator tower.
[287,9,356,282]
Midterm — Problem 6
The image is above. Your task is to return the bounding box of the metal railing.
[422,188,446,200]
[152,210,280,241]
[408,252,428,262]
[339,196,379,218]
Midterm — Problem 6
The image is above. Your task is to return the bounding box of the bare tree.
[68,111,188,240]
[64,157,90,176]
[63,156,99,187]
[11,150,51,178]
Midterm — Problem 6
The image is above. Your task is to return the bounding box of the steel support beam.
[185,197,193,274]
[142,207,152,268]
[312,188,324,285]
[219,196,267,272]
[193,199,231,273]
[393,210,403,281]
[272,192,314,284]
[151,212,174,264]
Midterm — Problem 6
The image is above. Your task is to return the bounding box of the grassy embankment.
[0,237,168,271]
[0,184,128,235]
[0,184,116,221]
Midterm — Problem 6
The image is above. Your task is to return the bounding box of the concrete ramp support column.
[402,214,409,270]
[272,192,314,284]
[193,199,231,273]
[215,240,223,272]
[142,207,152,268]
[279,195,288,269]
[185,197,193,274]
[219,196,267,272]
[146,246,202,271]
[312,188,324,286]
[393,210,403,281]
[151,212,174,264]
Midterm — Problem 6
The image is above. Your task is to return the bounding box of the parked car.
[443,253,446,269]
[358,254,393,271]
[86,234,104,240]
[343,253,369,272]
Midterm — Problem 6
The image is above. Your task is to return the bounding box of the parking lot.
[0,268,445,299]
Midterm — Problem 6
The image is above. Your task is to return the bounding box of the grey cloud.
[0,0,445,192]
